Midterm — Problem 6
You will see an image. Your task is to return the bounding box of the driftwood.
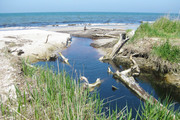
[58,52,70,65]
[80,76,101,92]
[109,34,129,59]
[112,85,118,91]
[93,33,117,38]
[107,66,113,74]
[84,25,87,31]
[45,34,51,43]
[113,55,157,102]
[66,37,72,47]
[99,34,129,61]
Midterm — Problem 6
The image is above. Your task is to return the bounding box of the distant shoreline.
[0,12,178,28]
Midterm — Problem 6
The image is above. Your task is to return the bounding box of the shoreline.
[0,29,71,63]
[0,24,179,103]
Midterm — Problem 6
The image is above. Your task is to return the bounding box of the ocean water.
[0,12,179,28]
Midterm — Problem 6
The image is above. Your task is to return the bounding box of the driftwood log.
[45,34,51,43]
[113,55,159,103]
[99,34,129,61]
[93,33,117,38]
[58,52,70,65]
[80,76,101,92]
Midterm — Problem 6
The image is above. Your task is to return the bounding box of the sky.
[0,0,180,13]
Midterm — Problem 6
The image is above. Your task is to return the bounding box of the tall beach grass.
[131,16,180,41]
[0,60,179,119]
[0,60,131,120]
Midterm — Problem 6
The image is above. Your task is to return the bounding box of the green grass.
[152,40,180,63]
[0,61,130,120]
[0,60,179,119]
[139,98,180,120]
[126,29,133,33]
[131,17,180,42]
[129,16,180,63]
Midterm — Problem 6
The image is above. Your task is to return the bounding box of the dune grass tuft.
[152,40,180,63]
[131,17,180,42]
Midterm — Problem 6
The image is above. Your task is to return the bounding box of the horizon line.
[0,11,179,14]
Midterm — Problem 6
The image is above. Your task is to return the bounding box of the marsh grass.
[152,40,180,63]
[138,98,180,120]
[131,17,180,42]
[0,60,179,119]
[0,60,130,120]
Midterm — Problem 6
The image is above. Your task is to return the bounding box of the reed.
[0,60,179,119]
[0,60,129,120]
[138,97,180,120]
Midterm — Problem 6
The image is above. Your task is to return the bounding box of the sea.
[0,12,179,28]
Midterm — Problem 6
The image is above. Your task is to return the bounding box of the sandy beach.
[0,29,71,62]
[0,28,72,102]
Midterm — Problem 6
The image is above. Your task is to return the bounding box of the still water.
[36,37,179,117]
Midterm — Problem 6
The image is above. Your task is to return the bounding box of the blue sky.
[0,0,180,13]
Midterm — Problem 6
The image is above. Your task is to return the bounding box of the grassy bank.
[129,17,180,64]
[132,17,180,41]
[152,40,180,63]
[0,60,179,119]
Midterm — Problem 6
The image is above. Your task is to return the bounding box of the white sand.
[0,53,17,103]
[0,29,71,103]
[0,29,71,62]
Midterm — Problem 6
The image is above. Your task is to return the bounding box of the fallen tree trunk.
[109,34,129,59]
[99,34,129,61]
[113,56,158,104]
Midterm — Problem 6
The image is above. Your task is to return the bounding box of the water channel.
[35,36,179,117]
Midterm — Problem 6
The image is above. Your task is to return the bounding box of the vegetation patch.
[131,17,180,42]
[0,61,129,120]
[152,40,180,63]
[127,16,180,65]
[139,98,180,120]
[0,60,179,119]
